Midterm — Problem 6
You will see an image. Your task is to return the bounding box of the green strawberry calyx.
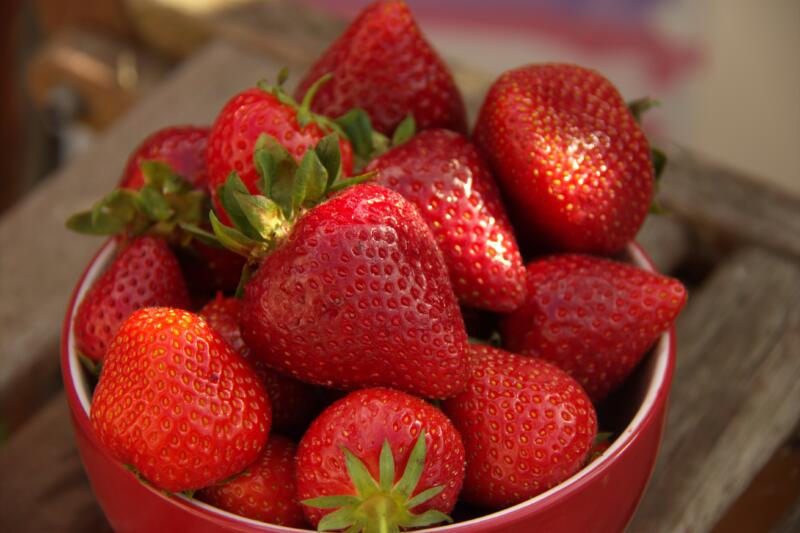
[205,132,375,295]
[627,96,669,214]
[336,109,416,170]
[303,431,452,533]
[65,161,212,248]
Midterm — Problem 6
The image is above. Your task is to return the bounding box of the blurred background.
[0,0,797,216]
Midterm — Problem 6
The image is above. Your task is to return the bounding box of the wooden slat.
[628,247,800,532]
[0,393,111,532]
[0,41,279,432]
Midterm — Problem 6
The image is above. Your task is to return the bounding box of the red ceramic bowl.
[61,240,675,533]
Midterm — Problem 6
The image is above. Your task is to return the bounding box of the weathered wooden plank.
[628,247,800,533]
[0,41,279,432]
[635,215,691,274]
[659,145,800,261]
[0,393,111,532]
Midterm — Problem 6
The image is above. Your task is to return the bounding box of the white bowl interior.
[66,241,671,532]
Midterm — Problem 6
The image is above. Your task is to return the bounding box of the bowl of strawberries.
[61,2,687,532]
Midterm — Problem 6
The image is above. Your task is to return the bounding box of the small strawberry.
[90,307,271,493]
[198,435,306,527]
[442,345,597,509]
[295,0,466,136]
[206,76,353,223]
[74,236,190,362]
[474,64,655,255]
[199,294,320,435]
[367,129,526,312]
[297,387,465,531]
[119,126,210,191]
[501,254,687,401]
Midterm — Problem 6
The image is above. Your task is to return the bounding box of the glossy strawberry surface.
[241,184,469,399]
[442,345,597,509]
[367,129,526,312]
[475,64,654,255]
[501,254,687,401]
[74,236,190,362]
[200,295,320,435]
[296,0,466,135]
[206,88,353,219]
[296,387,465,527]
[119,126,210,190]
[90,307,271,493]
[198,435,306,527]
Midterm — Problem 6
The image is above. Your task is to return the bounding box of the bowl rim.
[60,239,676,532]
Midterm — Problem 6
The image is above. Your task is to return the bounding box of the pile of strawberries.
[68,1,687,531]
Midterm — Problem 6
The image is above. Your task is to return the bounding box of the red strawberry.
[295,0,466,135]
[119,126,210,190]
[367,129,526,312]
[501,254,687,401]
[239,184,469,399]
[206,85,353,222]
[200,294,320,435]
[198,435,306,527]
[90,307,271,492]
[296,387,465,531]
[442,345,597,509]
[474,64,654,255]
[74,236,190,362]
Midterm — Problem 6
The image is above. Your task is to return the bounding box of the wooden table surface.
[1,37,799,533]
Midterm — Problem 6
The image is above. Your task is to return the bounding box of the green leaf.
[140,160,190,194]
[628,97,660,124]
[329,170,377,193]
[66,210,127,235]
[405,484,444,509]
[317,507,356,532]
[391,114,416,146]
[301,495,361,509]
[253,134,298,217]
[219,173,260,239]
[378,440,395,492]
[315,134,342,191]
[233,192,285,241]
[136,186,174,222]
[394,431,426,498]
[343,447,379,498]
[594,431,614,445]
[651,147,667,181]
[399,509,453,528]
[209,211,260,257]
[177,222,220,248]
[300,73,333,113]
[253,147,276,195]
[295,149,328,209]
[276,67,289,87]
[335,108,375,161]
[234,262,252,299]
[649,199,670,216]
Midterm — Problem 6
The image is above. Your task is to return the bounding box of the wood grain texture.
[0,393,111,532]
[0,41,277,431]
[628,247,800,532]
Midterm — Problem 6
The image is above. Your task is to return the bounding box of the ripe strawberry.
[295,0,467,135]
[206,82,353,223]
[367,129,526,312]
[199,294,320,435]
[501,254,687,401]
[297,387,465,531]
[238,184,469,398]
[119,126,210,190]
[74,236,190,362]
[90,307,271,493]
[442,345,597,509]
[198,435,306,527]
[474,64,654,255]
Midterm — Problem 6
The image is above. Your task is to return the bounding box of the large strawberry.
[91,307,271,492]
[442,345,597,509]
[297,387,465,531]
[295,0,466,136]
[119,126,210,190]
[199,294,320,435]
[206,76,353,223]
[367,129,526,312]
[198,435,306,527]
[74,236,190,363]
[208,134,469,398]
[501,254,687,401]
[474,64,654,255]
